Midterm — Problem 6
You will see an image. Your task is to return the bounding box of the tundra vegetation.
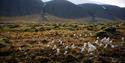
[0,19,125,63]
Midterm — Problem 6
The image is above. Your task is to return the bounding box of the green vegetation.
[0,37,9,48]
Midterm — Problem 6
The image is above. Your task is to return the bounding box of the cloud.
[42,0,125,7]
[69,0,125,7]
[91,0,125,7]
[42,0,51,2]
[68,0,99,4]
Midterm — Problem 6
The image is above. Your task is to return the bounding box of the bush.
[0,37,9,48]
[96,27,122,38]
[104,27,117,34]
[96,31,110,38]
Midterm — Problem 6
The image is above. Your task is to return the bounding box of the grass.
[0,16,125,63]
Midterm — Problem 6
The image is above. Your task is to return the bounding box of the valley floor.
[0,18,125,63]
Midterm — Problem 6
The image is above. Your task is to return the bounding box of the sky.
[42,0,125,7]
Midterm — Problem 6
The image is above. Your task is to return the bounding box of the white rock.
[80,47,85,53]
[95,40,99,44]
[71,44,76,49]
[65,46,69,50]
[122,37,124,41]
[64,51,68,55]
[53,45,57,49]
[56,48,60,55]
[96,37,99,40]
[83,43,87,48]
[104,44,108,48]
[111,45,115,48]
[87,42,96,52]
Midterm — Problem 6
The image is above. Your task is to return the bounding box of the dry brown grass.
[0,19,125,63]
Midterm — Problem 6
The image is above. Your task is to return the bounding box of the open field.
[0,17,125,63]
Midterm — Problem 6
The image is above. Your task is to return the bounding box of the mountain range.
[0,0,43,16]
[0,0,125,20]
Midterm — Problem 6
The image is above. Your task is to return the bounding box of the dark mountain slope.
[0,0,124,20]
[79,3,125,20]
[122,8,125,18]
[45,0,88,18]
[45,1,125,20]
[0,0,43,16]
[102,5,125,20]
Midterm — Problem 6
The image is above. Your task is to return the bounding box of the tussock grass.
[0,21,125,63]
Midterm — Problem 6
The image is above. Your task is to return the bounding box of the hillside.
[79,3,125,20]
[45,1,125,20]
[0,0,43,16]
[0,0,125,63]
[0,0,125,20]
[45,0,88,18]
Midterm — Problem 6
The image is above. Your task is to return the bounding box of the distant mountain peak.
[45,0,87,18]
[0,0,125,20]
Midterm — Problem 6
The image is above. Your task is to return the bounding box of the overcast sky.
[42,0,125,7]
